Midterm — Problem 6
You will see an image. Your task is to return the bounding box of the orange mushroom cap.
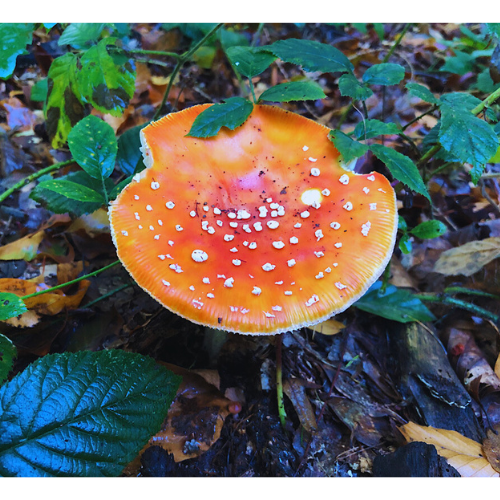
[109,104,397,335]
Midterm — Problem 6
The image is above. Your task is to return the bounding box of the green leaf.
[0,334,16,385]
[354,119,400,140]
[36,180,106,203]
[410,220,447,239]
[338,73,373,101]
[109,176,133,200]
[406,82,439,104]
[470,164,486,184]
[355,281,436,323]
[117,122,150,175]
[188,97,253,138]
[438,93,499,168]
[77,38,136,116]
[45,53,85,148]
[219,29,249,50]
[30,78,48,102]
[373,23,385,40]
[263,38,353,74]
[362,63,405,86]
[0,350,181,477]
[58,23,107,49]
[258,81,326,103]
[398,215,408,232]
[399,233,412,254]
[31,171,110,216]
[440,50,475,75]
[370,144,430,200]
[68,115,117,180]
[0,23,34,79]
[328,130,369,163]
[226,46,276,79]
[0,293,27,322]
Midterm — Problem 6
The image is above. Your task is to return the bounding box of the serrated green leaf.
[410,220,447,239]
[373,23,385,40]
[226,46,276,79]
[328,130,369,163]
[219,29,249,50]
[0,350,182,477]
[354,119,400,140]
[188,97,253,138]
[363,63,405,86]
[370,144,430,200]
[0,334,17,385]
[68,115,117,180]
[440,50,475,75]
[36,180,106,203]
[0,24,34,79]
[258,81,326,103]
[45,53,85,148]
[77,38,136,117]
[355,281,436,323]
[263,38,353,74]
[0,293,27,322]
[439,93,499,168]
[30,78,48,102]
[470,164,486,184]
[31,171,109,216]
[406,82,439,104]
[338,73,373,101]
[398,215,408,232]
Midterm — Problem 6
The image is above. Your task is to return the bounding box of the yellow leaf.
[0,230,45,261]
[308,318,345,336]
[400,422,499,477]
[433,237,500,277]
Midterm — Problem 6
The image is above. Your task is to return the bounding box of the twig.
[402,105,438,131]
[382,23,412,63]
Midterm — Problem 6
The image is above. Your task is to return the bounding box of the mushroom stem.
[276,333,287,428]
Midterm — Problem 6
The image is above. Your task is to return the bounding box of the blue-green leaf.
[188,97,253,138]
[370,144,430,200]
[328,130,369,164]
[355,281,436,323]
[117,122,150,175]
[263,38,353,74]
[58,23,107,49]
[406,82,439,104]
[338,73,373,101]
[0,334,16,385]
[399,233,412,254]
[0,23,34,79]
[438,93,499,170]
[226,46,276,79]
[354,119,400,140]
[35,180,106,203]
[0,350,181,477]
[410,220,447,239]
[258,81,326,103]
[363,63,405,86]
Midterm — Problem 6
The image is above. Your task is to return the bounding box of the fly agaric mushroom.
[109,105,397,335]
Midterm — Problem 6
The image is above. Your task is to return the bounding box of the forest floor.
[0,22,500,478]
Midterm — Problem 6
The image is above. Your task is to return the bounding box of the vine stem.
[276,333,287,428]
[0,159,74,204]
[124,48,180,59]
[21,260,121,300]
[402,105,438,132]
[153,23,224,121]
[382,23,411,63]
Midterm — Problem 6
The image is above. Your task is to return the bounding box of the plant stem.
[0,159,74,204]
[416,293,499,324]
[21,260,121,301]
[251,23,265,47]
[383,22,413,64]
[249,79,257,103]
[84,283,131,309]
[124,48,180,59]
[402,105,438,131]
[276,333,287,428]
[153,23,224,121]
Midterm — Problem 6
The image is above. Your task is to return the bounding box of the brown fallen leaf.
[0,277,90,327]
[146,362,239,462]
[433,237,500,277]
[400,422,499,477]
[483,425,500,473]
[284,378,317,432]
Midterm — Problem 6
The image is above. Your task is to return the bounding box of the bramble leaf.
[328,130,369,163]
[338,73,373,101]
[0,350,181,477]
[226,46,276,78]
[406,82,439,104]
[35,180,106,204]
[117,122,150,175]
[410,220,447,239]
[399,234,412,254]
[363,63,405,86]
[58,23,107,49]
[0,334,16,384]
[354,119,400,140]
